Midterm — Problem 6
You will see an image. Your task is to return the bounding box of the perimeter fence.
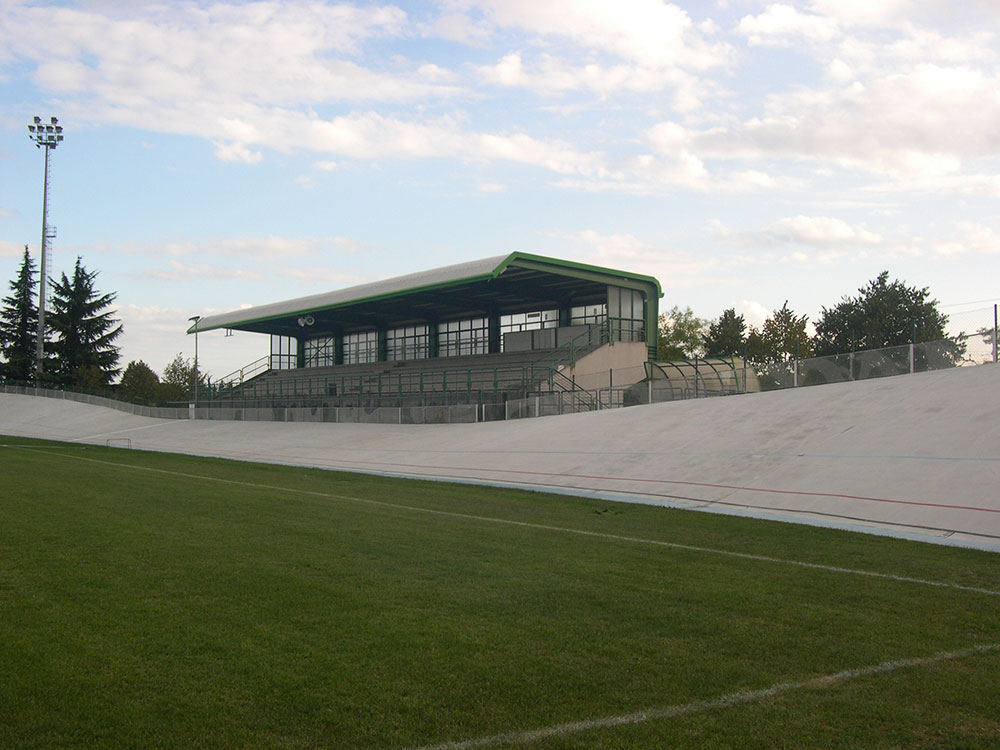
[637,326,996,407]
[2,311,996,423]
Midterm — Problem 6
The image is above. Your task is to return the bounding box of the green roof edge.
[189,252,663,334]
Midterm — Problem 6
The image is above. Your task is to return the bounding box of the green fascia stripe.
[499,253,662,353]
[190,252,663,334]
[190,269,501,334]
[496,252,663,297]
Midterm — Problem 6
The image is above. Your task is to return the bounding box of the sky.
[1,0,999,380]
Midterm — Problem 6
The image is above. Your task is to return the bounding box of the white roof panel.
[192,254,509,333]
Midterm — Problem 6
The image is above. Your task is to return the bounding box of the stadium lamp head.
[28,116,64,149]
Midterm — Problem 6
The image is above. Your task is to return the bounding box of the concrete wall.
[3,364,998,549]
[567,342,648,390]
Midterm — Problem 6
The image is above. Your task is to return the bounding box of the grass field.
[2,436,999,749]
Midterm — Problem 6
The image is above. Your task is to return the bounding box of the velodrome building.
[189,253,667,422]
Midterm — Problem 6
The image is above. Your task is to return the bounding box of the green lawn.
[1,436,999,749]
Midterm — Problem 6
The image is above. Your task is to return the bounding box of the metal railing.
[755,333,991,391]
[216,356,270,388]
[210,319,645,408]
[635,330,995,406]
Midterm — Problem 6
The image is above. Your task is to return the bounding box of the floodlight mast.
[27,116,64,379]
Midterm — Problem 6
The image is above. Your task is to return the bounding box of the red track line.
[318,456,1000,515]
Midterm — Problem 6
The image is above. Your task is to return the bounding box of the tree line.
[657,271,957,367]
[0,247,122,387]
[0,246,201,404]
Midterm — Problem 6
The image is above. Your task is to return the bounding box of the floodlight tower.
[27,116,64,379]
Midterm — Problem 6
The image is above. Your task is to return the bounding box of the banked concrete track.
[2,364,998,550]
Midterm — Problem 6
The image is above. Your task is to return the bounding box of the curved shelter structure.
[190,253,662,371]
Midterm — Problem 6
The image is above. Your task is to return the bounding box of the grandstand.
[191,253,662,416]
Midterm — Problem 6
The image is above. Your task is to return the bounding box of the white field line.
[18,447,1000,598]
[406,643,1000,750]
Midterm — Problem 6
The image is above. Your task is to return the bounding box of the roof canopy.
[190,252,662,339]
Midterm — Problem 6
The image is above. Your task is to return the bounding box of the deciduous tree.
[657,305,707,360]
[119,360,161,403]
[160,353,206,402]
[813,272,948,355]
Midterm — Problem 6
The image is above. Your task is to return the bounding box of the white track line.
[19,447,1000,598]
[407,643,1000,750]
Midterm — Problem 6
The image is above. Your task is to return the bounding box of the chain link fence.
[5,310,995,423]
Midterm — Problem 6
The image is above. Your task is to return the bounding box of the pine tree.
[0,246,40,382]
[47,257,123,387]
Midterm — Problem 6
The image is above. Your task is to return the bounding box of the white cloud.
[128,260,267,283]
[573,229,727,290]
[708,216,890,265]
[418,10,493,46]
[281,267,365,285]
[116,303,266,379]
[933,222,1000,257]
[649,64,1000,182]
[161,236,329,259]
[2,2,463,162]
[808,0,914,27]
[467,0,731,70]
[767,216,882,246]
[734,299,770,329]
[737,4,839,46]
[213,141,263,164]
[476,51,711,106]
[0,207,19,220]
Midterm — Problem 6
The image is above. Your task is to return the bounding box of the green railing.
[210,319,645,409]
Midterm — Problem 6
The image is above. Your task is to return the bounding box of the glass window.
[386,325,429,361]
[304,336,336,368]
[343,330,378,364]
[500,309,558,336]
[438,317,488,357]
[606,286,645,342]
[270,335,296,370]
[570,303,606,326]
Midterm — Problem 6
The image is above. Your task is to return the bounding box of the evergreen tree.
[0,246,40,382]
[48,257,123,387]
[703,308,747,357]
